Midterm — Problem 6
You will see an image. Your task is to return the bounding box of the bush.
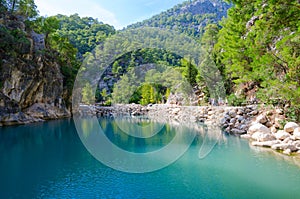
[286,106,300,122]
[227,94,246,106]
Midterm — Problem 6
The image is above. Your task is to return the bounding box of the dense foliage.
[1,0,37,17]
[214,0,300,120]
[55,14,115,58]
[1,0,299,121]
[128,0,230,38]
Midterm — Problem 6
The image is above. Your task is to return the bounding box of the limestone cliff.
[0,14,71,125]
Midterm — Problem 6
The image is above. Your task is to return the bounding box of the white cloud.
[35,0,121,28]
[143,0,158,7]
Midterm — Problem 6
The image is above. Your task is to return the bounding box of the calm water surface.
[1,118,300,199]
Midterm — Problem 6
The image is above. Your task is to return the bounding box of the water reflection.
[74,116,200,173]
[1,118,300,198]
[74,115,229,173]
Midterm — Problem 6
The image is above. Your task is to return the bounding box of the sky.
[35,0,186,29]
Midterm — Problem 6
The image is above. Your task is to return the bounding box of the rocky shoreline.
[78,103,300,156]
[1,101,299,157]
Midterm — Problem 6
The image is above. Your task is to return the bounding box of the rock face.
[0,14,70,125]
[180,0,230,19]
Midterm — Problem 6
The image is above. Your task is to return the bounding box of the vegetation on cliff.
[0,0,299,123]
[0,0,115,124]
[214,0,300,121]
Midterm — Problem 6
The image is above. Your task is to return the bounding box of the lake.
[1,117,300,199]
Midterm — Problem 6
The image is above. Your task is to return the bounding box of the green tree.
[101,88,107,102]
[140,83,156,105]
[18,0,37,17]
[33,16,60,45]
[181,58,198,86]
[82,82,94,104]
[5,0,37,17]
[112,61,122,75]
[55,14,115,57]
[112,70,138,104]
[216,0,300,120]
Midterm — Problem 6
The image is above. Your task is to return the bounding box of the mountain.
[127,0,231,38]
[0,0,232,125]
[95,0,231,104]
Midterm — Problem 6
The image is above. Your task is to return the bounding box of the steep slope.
[127,0,231,37]
[0,13,70,125]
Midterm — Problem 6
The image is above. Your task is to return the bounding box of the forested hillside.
[55,14,115,58]
[94,0,231,105]
[122,0,299,120]
[0,0,299,124]
[128,0,231,38]
[213,0,300,120]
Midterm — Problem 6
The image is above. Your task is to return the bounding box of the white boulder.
[271,143,298,152]
[284,122,299,133]
[251,140,280,147]
[252,131,275,142]
[293,127,300,140]
[275,130,291,140]
[240,134,251,139]
[248,123,270,135]
[172,108,181,115]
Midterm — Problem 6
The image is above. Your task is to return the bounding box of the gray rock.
[237,109,244,115]
[256,114,268,124]
[250,110,259,116]
[265,122,273,128]
[246,16,259,29]
[190,116,197,123]
[287,145,298,152]
[237,116,244,122]
[230,118,237,124]
[228,110,237,118]
[294,141,300,150]
[220,118,227,125]
[240,124,248,131]
[231,128,246,134]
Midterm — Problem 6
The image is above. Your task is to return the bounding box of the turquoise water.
[1,118,300,199]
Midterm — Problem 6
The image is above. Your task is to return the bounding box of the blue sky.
[35,0,186,29]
